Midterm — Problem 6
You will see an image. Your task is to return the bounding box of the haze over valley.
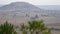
[0,2,60,25]
[0,2,60,34]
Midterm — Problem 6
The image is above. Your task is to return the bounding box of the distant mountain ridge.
[0,2,41,11]
[0,2,60,25]
[0,4,5,7]
[0,3,60,10]
[37,5,60,10]
[0,2,60,14]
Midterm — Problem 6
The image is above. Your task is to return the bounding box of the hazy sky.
[0,0,60,5]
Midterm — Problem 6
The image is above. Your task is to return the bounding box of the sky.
[0,0,60,5]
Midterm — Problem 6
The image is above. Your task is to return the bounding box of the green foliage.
[20,23,27,34]
[20,20,51,34]
[28,20,46,31]
[0,21,17,34]
[28,20,47,34]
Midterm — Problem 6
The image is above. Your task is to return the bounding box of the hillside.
[0,2,60,25]
[37,5,60,10]
[0,2,41,11]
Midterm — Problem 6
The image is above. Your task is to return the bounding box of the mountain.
[0,4,5,7]
[0,2,60,25]
[0,2,41,11]
[0,5,2,7]
[0,2,44,25]
[37,5,60,10]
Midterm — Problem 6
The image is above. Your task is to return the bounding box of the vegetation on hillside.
[0,20,51,34]
[20,20,51,34]
[0,21,17,34]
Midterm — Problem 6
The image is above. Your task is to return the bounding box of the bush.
[20,20,51,34]
[0,21,17,34]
